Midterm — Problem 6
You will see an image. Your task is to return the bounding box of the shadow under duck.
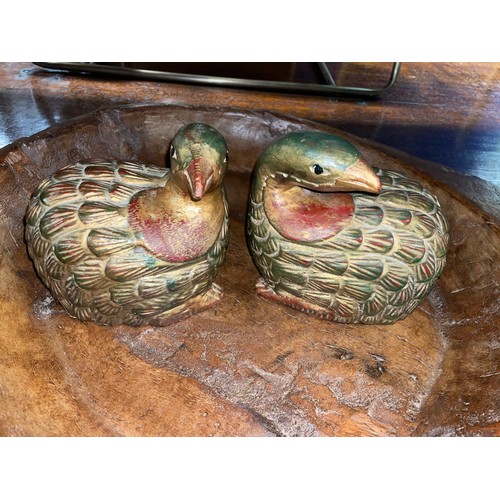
[246,131,449,324]
[25,123,229,326]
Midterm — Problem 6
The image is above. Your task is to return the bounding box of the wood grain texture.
[0,105,498,436]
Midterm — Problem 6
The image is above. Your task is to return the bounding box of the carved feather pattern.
[40,204,80,238]
[312,255,349,276]
[47,279,65,301]
[73,305,96,322]
[354,205,384,226]
[65,275,94,307]
[44,251,65,280]
[25,159,229,326]
[86,227,136,257]
[247,167,449,324]
[382,207,413,227]
[361,287,387,317]
[108,183,145,204]
[105,253,170,282]
[54,232,89,264]
[207,195,230,270]
[334,294,359,318]
[414,253,436,282]
[25,199,45,225]
[348,257,385,281]
[137,278,169,299]
[28,226,50,259]
[359,229,395,254]
[83,163,117,181]
[328,228,364,251]
[379,260,410,291]
[388,277,415,306]
[393,233,426,263]
[308,274,341,294]
[343,280,374,301]
[73,259,108,290]
[392,176,423,192]
[53,164,86,181]
[78,202,126,227]
[109,282,140,306]
[93,292,122,316]
[78,180,112,200]
[117,168,160,186]
[40,180,80,205]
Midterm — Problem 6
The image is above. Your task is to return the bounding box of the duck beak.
[185,158,215,201]
[334,157,382,194]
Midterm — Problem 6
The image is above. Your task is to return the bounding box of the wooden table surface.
[1,62,499,186]
[0,62,498,438]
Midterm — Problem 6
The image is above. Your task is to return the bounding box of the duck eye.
[313,164,323,175]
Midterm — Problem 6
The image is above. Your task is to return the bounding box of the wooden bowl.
[0,104,498,436]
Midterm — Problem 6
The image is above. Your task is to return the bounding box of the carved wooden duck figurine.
[25,123,229,326]
[247,131,449,324]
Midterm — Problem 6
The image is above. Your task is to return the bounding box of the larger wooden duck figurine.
[25,123,230,326]
[247,131,449,324]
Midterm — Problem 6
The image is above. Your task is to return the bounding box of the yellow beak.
[334,157,382,194]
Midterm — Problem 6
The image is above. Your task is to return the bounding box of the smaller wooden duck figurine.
[246,131,449,324]
[25,123,230,326]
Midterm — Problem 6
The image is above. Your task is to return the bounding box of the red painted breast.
[265,188,355,242]
[128,197,215,262]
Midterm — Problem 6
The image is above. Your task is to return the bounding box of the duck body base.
[255,278,404,325]
[147,283,223,327]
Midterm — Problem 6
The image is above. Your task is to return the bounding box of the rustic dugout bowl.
[0,104,498,436]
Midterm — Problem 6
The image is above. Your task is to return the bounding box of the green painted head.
[258,131,381,194]
[170,123,228,200]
